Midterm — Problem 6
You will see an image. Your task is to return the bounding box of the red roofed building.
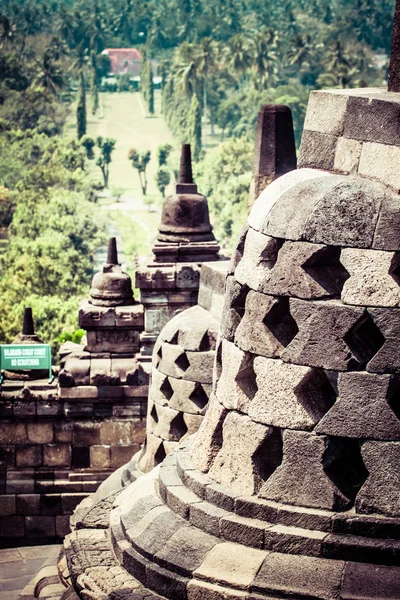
[101,48,142,77]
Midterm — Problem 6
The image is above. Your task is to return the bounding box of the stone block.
[110,356,138,384]
[282,299,366,370]
[194,541,265,591]
[258,173,340,240]
[16,494,40,515]
[249,357,335,430]
[0,446,15,468]
[252,551,344,598]
[85,329,140,353]
[27,422,53,444]
[56,514,71,537]
[215,340,256,411]
[138,433,165,473]
[316,372,400,440]
[100,420,133,445]
[343,94,400,145]
[263,523,326,557]
[126,505,186,560]
[13,401,36,417]
[356,441,400,518]
[61,493,88,514]
[341,561,400,600]
[40,494,61,515]
[259,430,359,511]
[6,469,34,494]
[190,396,228,473]
[220,514,265,548]
[189,502,231,536]
[136,264,176,289]
[26,515,55,538]
[155,525,218,577]
[78,299,116,328]
[209,411,277,496]
[183,413,203,439]
[187,580,248,600]
[235,228,280,291]
[220,277,248,342]
[115,303,144,328]
[152,404,188,442]
[59,356,90,387]
[304,178,383,249]
[71,446,90,468]
[261,241,349,299]
[298,130,337,170]
[37,400,63,417]
[0,495,16,516]
[367,308,400,373]
[73,422,101,446]
[111,445,137,468]
[183,351,215,384]
[303,90,349,136]
[64,402,93,418]
[340,248,400,307]
[359,141,400,191]
[146,561,188,600]
[0,515,24,537]
[373,193,400,251]
[334,136,362,174]
[166,485,202,519]
[90,445,111,469]
[90,358,111,386]
[155,342,188,379]
[175,264,201,289]
[58,385,99,399]
[0,422,26,444]
[43,444,71,467]
[16,445,42,467]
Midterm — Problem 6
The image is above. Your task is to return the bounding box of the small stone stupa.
[136,144,221,358]
[4,307,47,380]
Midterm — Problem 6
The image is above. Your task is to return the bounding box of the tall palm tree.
[34,48,64,95]
[253,28,278,89]
[225,34,253,89]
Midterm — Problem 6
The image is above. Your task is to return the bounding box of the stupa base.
[61,438,400,600]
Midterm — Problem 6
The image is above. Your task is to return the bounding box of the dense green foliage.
[0,0,396,342]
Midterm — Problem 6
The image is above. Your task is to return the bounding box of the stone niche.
[52,88,400,600]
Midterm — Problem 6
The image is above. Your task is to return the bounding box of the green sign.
[0,344,53,384]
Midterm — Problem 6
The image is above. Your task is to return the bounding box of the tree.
[128,148,151,195]
[82,136,115,187]
[157,143,172,166]
[76,70,86,139]
[187,94,202,161]
[155,166,170,197]
[90,50,99,115]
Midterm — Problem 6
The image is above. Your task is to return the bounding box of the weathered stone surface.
[341,248,400,307]
[252,551,344,599]
[334,137,362,174]
[154,525,218,577]
[110,356,138,384]
[152,404,188,441]
[367,308,400,373]
[343,95,400,145]
[160,305,218,351]
[260,241,348,299]
[183,413,203,439]
[27,422,53,444]
[85,329,140,353]
[78,299,116,328]
[298,130,337,170]
[138,433,164,473]
[248,357,335,430]
[155,342,188,379]
[259,430,357,511]
[373,194,400,251]
[187,579,248,599]
[215,340,256,411]
[341,561,400,600]
[303,178,383,248]
[316,372,400,440]
[43,444,71,467]
[182,351,215,384]
[303,90,349,136]
[258,173,339,241]
[209,411,276,495]
[282,299,366,370]
[234,228,280,291]
[227,224,248,276]
[16,445,42,467]
[59,357,90,387]
[191,396,228,473]
[356,441,400,518]
[193,542,265,591]
[235,293,297,358]
[220,277,248,342]
[358,141,400,191]
[220,514,265,548]
[169,379,210,415]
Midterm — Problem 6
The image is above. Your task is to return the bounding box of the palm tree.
[196,37,218,143]
[323,40,351,88]
[172,42,202,100]
[34,49,64,96]
[253,28,278,90]
[225,34,253,89]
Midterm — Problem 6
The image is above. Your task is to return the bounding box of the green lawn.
[65,89,179,199]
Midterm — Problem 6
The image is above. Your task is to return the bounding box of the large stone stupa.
[39,4,400,597]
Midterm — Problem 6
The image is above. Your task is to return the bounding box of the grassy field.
[65,89,179,201]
